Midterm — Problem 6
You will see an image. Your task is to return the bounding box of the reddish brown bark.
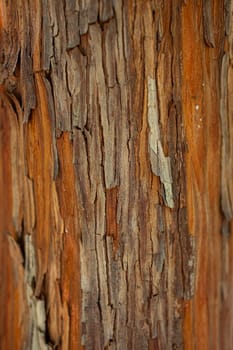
[0,1,233,349]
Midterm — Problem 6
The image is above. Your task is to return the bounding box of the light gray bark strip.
[147,77,174,208]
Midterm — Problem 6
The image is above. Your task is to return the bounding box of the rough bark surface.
[0,1,232,349]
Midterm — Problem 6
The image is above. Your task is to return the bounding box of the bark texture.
[0,1,232,349]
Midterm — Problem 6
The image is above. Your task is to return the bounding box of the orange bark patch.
[182,2,222,349]
[0,94,18,235]
[26,73,53,294]
[0,233,28,350]
[181,3,208,348]
[56,132,82,349]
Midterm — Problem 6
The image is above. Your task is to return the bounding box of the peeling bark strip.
[24,234,51,350]
[0,1,233,350]
[203,0,215,47]
[147,77,174,209]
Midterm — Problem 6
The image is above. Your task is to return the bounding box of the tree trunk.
[0,1,233,349]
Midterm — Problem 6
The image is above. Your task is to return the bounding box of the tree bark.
[0,1,232,349]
